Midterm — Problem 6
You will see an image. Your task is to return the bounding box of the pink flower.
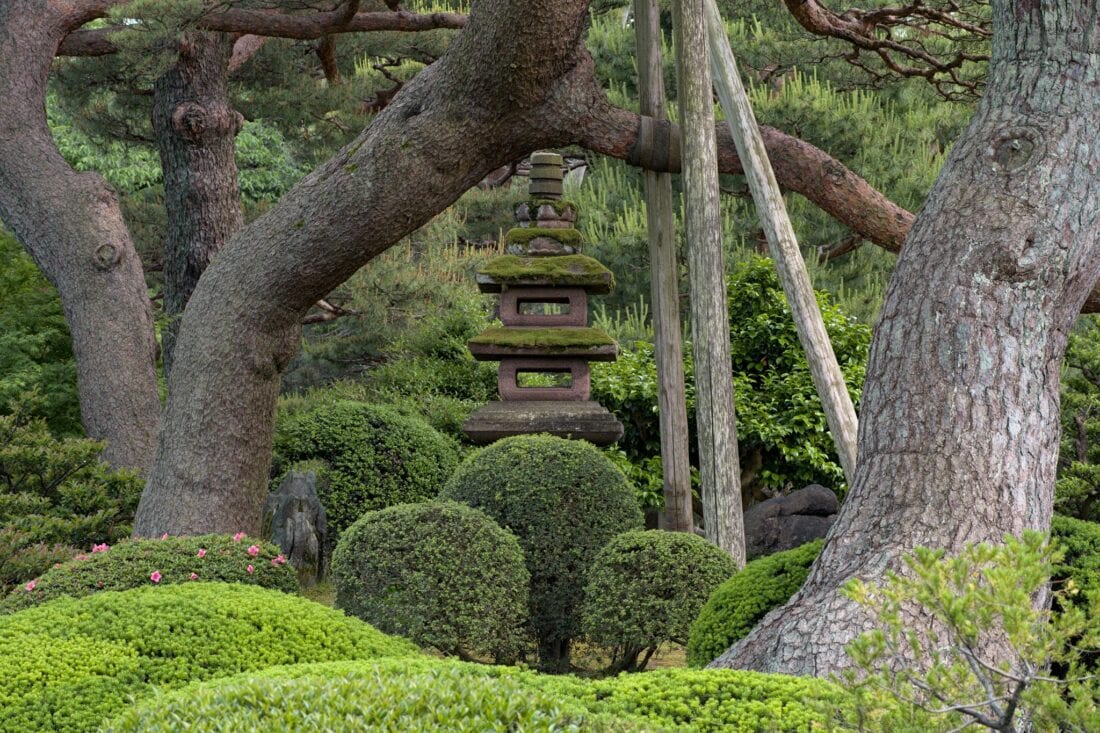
[150,571,162,583]
[53,563,61,569]
[91,543,109,553]
[197,548,207,558]
[272,554,286,567]
[160,533,169,540]
[24,580,36,592]
[232,532,245,542]
[189,573,198,581]
[75,554,88,562]
[247,545,260,557]
[246,564,255,574]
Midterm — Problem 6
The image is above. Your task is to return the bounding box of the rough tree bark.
[714,0,1100,676]
[0,1,161,471]
[152,31,244,376]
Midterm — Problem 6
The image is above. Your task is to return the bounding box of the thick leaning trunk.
[133,0,603,536]
[714,0,1100,676]
[0,2,160,471]
[153,32,244,377]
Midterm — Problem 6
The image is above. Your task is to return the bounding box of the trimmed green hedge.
[0,583,416,733]
[442,435,643,669]
[1,534,297,612]
[582,530,737,671]
[332,501,530,661]
[103,658,843,732]
[272,400,460,551]
[687,540,823,668]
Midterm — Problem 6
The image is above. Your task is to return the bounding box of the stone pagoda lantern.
[462,152,624,446]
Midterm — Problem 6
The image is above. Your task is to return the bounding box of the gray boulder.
[743,484,838,560]
[262,471,328,587]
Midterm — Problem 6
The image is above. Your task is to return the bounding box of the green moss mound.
[332,500,530,661]
[0,583,416,733]
[469,326,616,350]
[442,435,643,669]
[504,226,584,249]
[478,254,614,292]
[582,530,738,671]
[687,540,823,668]
[1,534,296,613]
[103,658,842,732]
[272,400,460,552]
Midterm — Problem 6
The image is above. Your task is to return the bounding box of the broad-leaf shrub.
[272,399,459,551]
[2,534,297,612]
[582,530,737,671]
[442,435,643,670]
[0,411,143,594]
[687,540,823,668]
[332,501,529,661]
[0,583,416,733]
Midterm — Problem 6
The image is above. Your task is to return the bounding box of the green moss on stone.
[478,255,614,292]
[469,327,615,351]
[504,227,584,249]
[527,199,577,216]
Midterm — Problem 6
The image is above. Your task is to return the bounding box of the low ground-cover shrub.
[687,540,823,668]
[102,657,843,732]
[442,435,643,670]
[332,500,529,661]
[0,583,415,733]
[582,530,737,671]
[2,534,297,612]
[272,399,460,552]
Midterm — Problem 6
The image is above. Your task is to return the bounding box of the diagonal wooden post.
[704,0,859,484]
[634,0,693,534]
[672,0,745,565]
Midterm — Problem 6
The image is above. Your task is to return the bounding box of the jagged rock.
[743,484,838,560]
[262,471,328,587]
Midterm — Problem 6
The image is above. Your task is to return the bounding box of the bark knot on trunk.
[171,102,245,143]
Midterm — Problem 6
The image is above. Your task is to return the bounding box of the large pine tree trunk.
[0,1,161,471]
[714,0,1100,675]
[153,32,244,377]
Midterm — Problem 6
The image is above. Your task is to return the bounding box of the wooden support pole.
[634,0,693,534]
[672,0,745,565]
[703,0,859,484]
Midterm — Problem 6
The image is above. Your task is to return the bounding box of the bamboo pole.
[704,0,859,484]
[672,0,745,565]
[634,0,693,534]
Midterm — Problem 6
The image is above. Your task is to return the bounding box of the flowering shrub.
[1,534,296,612]
[0,583,417,733]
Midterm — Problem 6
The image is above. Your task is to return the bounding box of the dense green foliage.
[442,435,643,669]
[0,583,416,733]
[0,231,80,434]
[1058,316,1100,522]
[0,412,143,595]
[332,501,529,661]
[594,258,870,501]
[272,399,459,550]
[1,534,296,613]
[687,540,823,668]
[582,530,737,672]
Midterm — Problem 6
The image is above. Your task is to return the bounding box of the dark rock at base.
[743,484,838,560]
[462,400,624,446]
[262,471,328,587]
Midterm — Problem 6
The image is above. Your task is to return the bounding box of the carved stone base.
[463,400,624,446]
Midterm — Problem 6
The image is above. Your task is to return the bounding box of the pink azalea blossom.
[160,533,169,540]
[25,580,36,592]
[246,564,255,574]
[197,549,207,558]
[150,571,162,583]
[53,563,61,569]
[91,543,109,553]
[247,545,260,557]
[74,554,88,562]
[272,554,286,567]
[233,532,245,542]
[189,573,198,581]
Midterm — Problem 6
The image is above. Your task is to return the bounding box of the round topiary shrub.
[271,400,460,551]
[1,534,297,613]
[332,500,530,661]
[687,539,823,668]
[581,530,737,671]
[103,659,619,733]
[441,434,643,670]
[0,583,416,733]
